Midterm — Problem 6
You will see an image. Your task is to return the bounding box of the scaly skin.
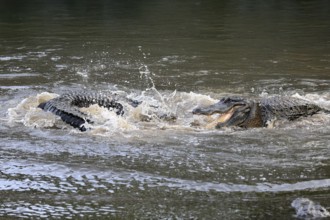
[260,96,322,122]
[193,96,326,128]
[38,91,124,131]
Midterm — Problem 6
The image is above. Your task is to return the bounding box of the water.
[1,1,330,219]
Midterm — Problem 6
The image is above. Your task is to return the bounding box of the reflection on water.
[1,0,330,219]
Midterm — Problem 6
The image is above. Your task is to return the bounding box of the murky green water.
[1,1,330,219]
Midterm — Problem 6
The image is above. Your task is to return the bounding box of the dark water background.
[1,0,330,219]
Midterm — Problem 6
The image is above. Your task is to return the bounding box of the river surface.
[1,1,330,219]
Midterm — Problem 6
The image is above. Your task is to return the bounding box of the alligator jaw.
[216,107,237,123]
[193,105,247,129]
[192,97,250,128]
[215,105,251,128]
[192,97,246,116]
[192,103,233,115]
[204,107,237,129]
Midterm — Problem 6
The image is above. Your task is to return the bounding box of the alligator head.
[192,97,263,128]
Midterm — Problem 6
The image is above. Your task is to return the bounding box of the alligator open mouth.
[192,97,249,128]
[215,106,237,123]
[203,105,243,128]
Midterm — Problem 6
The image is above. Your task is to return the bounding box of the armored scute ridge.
[193,96,328,128]
[259,96,323,122]
[38,91,124,131]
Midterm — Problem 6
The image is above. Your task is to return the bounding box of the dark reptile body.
[259,96,322,125]
[193,96,327,128]
[38,91,124,131]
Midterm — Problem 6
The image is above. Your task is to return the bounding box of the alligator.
[192,96,329,129]
[38,91,141,131]
[37,91,177,131]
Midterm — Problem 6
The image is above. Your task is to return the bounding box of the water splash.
[5,90,330,136]
[7,92,58,128]
[291,198,330,219]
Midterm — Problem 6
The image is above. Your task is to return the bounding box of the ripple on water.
[0,201,119,219]
[0,73,40,79]
[1,159,330,194]
[0,55,27,61]
[1,89,330,218]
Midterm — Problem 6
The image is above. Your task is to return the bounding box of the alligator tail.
[64,92,124,115]
[37,91,126,131]
[38,100,90,132]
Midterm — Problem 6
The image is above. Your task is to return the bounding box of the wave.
[1,159,330,193]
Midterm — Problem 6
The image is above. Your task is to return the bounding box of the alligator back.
[260,96,322,123]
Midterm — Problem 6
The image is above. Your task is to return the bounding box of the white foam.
[7,92,58,128]
[7,90,330,134]
[292,93,330,109]
[0,55,26,61]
